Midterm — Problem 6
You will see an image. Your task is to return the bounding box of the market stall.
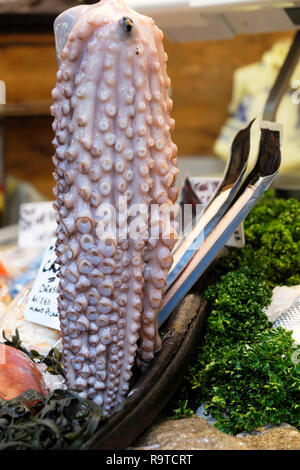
[0,0,299,452]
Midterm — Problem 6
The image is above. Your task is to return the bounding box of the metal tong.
[168,119,253,289]
[159,121,282,327]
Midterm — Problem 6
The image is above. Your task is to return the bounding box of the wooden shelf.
[0,1,83,15]
[0,101,51,117]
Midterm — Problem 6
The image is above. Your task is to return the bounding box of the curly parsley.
[170,191,300,434]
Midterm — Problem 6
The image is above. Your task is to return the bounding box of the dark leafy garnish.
[0,390,105,450]
[2,330,31,358]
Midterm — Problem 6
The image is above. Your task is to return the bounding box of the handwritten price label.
[18,201,56,249]
[25,239,60,331]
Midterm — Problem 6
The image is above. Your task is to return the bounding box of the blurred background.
[0,0,299,225]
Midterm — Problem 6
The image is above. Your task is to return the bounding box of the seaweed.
[0,390,105,450]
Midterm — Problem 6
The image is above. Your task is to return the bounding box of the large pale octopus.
[51,0,178,414]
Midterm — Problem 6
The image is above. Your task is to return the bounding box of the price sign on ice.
[18,201,56,249]
[25,239,60,331]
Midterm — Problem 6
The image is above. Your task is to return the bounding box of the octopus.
[51,0,178,414]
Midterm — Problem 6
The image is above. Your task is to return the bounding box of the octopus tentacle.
[138,26,178,365]
[52,0,178,414]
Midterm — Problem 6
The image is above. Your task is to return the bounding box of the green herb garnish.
[0,390,105,450]
[169,190,300,434]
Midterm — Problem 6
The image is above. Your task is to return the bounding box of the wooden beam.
[0,101,51,117]
[0,1,96,32]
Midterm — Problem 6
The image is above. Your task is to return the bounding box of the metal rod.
[263,30,300,122]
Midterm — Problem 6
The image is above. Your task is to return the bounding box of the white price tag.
[189,176,221,206]
[18,201,56,249]
[226,224,245,248]
[25,239,60,331]
[188,176,245,248]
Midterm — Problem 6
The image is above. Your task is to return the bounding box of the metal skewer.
[263,30,300,122]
